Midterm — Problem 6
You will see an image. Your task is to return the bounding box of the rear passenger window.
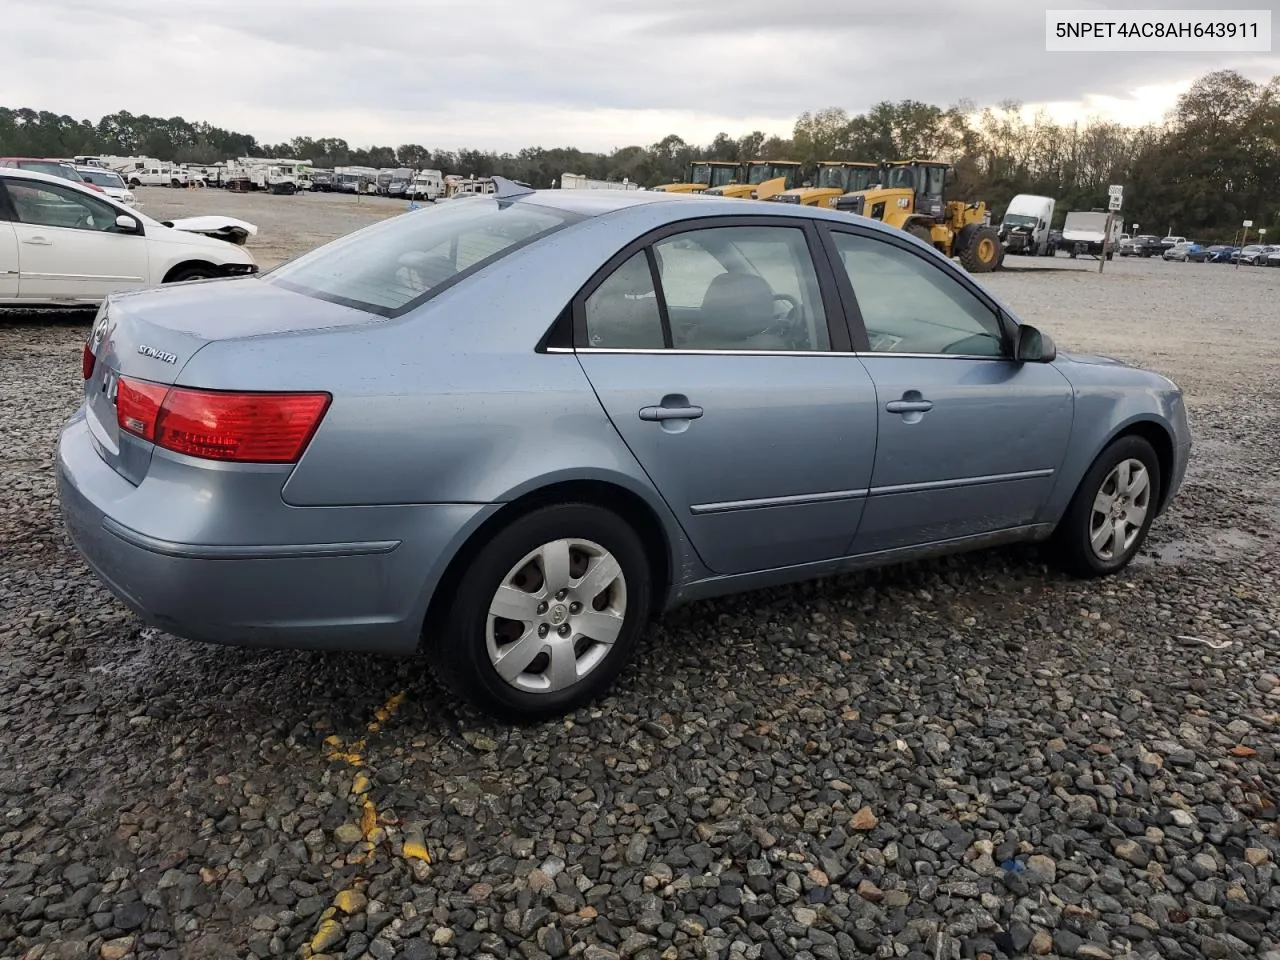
[583,252,666,349]
[652,226,829,352]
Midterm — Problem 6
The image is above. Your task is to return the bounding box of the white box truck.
[1062,210,1123,260]
[998,194,1055,256]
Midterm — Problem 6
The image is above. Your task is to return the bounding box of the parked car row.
[1116,234,1279,265]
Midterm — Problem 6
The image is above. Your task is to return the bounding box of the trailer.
[560,173,640,191]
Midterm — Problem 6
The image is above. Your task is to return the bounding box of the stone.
[856,880,884,903]
[849,807,878,832]
[112,902,148,932]
[1026,855,1057,884]
[1113,839,1149,867]
[334,823,364,844]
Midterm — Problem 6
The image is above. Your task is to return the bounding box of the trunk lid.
[83,277,376,485]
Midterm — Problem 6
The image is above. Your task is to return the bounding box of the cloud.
[1,0,1276,152]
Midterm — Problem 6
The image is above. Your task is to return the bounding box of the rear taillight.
[82,343,95,380]
[116,378,168,440]
[116,378,331,464]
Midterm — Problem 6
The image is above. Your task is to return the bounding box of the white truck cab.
[998,194,1056,256]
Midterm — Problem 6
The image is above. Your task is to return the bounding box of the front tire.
[166,265,218,283]
[1047,435,1161,578]
[430,504,652,720]
[959,224,1002,273]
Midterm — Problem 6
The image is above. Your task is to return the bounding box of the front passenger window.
[5,180,120,233]
[832,232,1005,356]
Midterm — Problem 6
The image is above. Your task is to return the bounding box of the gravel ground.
[2,204,1279,960]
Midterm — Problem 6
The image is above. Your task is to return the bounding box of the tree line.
[1,70,1276,237]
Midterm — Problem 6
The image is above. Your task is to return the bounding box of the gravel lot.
[2,190,1279,960]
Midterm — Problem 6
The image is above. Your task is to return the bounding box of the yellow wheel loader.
[834,160,1003,273]
[701,160,804,201]
[769,161,881,208]
[651,161,743,194]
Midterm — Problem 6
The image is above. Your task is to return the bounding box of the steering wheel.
[762,293,808,346]
[772,293,800,318]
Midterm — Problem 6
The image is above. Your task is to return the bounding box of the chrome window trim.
[551,346,1015,361]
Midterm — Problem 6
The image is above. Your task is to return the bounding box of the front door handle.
[885,399,933,414]
[23,236,52,246]
[885,399,936,414]
[639,403,704,422]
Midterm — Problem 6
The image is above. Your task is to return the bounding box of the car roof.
[1,165,103,193]
[513,187,907,234]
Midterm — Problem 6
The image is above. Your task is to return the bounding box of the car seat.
[689,272,789,350]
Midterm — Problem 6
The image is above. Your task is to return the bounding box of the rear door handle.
[23,236,52,246]
[885,399,933,414]
[639,404,704,422]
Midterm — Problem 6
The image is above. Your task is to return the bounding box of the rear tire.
[905,224,933,247]
[429,504,652,721]
[1046,435,1161,578]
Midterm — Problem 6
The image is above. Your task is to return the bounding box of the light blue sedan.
[58,180,1191,719]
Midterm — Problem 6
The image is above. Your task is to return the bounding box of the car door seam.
[567,349,710,568]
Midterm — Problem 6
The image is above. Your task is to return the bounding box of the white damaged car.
[0,167,258,307]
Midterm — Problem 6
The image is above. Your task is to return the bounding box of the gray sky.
[2,0,1277,152]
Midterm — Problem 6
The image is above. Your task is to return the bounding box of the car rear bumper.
[56,408,490,655]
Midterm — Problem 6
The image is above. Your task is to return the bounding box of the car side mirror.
[1014,324,1056,363]
[114,214,140,234]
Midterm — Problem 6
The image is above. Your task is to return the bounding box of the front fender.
[1036,365,1189,524]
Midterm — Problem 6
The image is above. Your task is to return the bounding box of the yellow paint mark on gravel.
[402,836,432,863]
[333,888,368,914]
[307,918,343,955]
[360,798,379,840]
[301,691,422,957]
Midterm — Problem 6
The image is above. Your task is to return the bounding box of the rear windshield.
[16,160,79,179]
[78,168,125,188]
[264,196,578,315]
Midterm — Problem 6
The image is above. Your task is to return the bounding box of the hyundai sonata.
[58,180,1191,719]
